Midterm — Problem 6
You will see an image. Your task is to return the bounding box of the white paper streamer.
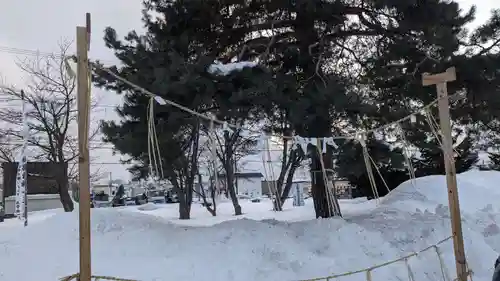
[292,136,338,154]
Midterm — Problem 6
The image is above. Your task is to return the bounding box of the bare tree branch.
[0,40,105,210]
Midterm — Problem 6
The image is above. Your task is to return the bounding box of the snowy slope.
[1,171,500,281]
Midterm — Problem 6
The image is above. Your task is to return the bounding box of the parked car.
[134,193,148,205]
[111,185,126,207]
[148,190,166,204]
[165,189,179,203]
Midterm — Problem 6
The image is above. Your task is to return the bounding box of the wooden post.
[77,13,92,281]
[422,67,468,281]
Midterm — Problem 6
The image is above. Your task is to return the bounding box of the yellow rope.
[359,137,380,201]
[367,153,391,194]
[316,139,341,216]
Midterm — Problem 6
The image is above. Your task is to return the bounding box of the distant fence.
[61,236,473,281]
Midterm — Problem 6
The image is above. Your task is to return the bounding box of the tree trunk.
[224,134,242,216]
[179,199,191,220]
[178,186,191,220]
[58,182,74,212]
[278,160,301,209]
[225,165,242,215]
[273,149,302,211]
[198,173,216,216]
[310,153,332,218]
[295,10,339,218]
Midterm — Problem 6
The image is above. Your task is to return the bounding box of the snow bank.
[136,202,160,211]
[382,170,500,213]
[1,171,500,281]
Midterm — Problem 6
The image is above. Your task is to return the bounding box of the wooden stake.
[77,15,91,281]
[422,67,468,281]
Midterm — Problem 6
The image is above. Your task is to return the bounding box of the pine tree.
[336,137,406,198]
[98,0,500,218]
[414,135,478,176]
[488,152,500,170]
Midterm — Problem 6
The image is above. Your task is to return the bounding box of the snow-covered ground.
[1,170,500,281]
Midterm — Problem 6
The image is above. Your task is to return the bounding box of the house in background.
[235,172,263,197]
[1,162,68,218]
[92,183,115,196]
[218,172,264,198]
[261,179,311,198]
[334,179,355,199]
[261,178,355,199]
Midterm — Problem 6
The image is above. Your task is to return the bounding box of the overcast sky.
[0,0,497,182]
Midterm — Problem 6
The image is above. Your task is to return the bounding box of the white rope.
[366,270,373,281]
[265,135,281,208]
[315,140,341,216]
[397,124,417,187]
[428,110,461,157]
[367,153,391,194]
[147,97,164,180]
[315,140,333,216]
[357,134,380,201]
[261,139,278,209]
[424,109,457,165]
[404,258,416,281]
[433,245,451,281]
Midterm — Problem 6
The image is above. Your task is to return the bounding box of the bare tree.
[0,134,20,163]
[213,127,259,216]
[0,41,102,212]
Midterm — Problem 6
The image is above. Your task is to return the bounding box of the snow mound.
[137,202,160,211]
[382,170,500,213]
[2,171,500,281]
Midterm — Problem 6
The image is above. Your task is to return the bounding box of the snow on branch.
[207,61,257,76]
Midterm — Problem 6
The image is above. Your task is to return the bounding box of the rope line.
[397,124,417,188]
[265,135,281,207]
[300,236,453,281]
[404,258,416,281]
[434,245,451,281]
[88,61,462,141]
[367,153,391,194]
[60,273,138,281]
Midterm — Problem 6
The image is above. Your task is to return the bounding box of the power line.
[0,45,116,64]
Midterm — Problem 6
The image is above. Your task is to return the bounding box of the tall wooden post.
[422,67,468,281]
[77,13,92,281]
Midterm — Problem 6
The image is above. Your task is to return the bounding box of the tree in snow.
[0,42,103,212]
[488,151,500,171]
[413,134,478,177]
[132,0,500,218]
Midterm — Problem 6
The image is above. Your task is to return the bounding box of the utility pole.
[422,67,468,281]
[76,13,92,281]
